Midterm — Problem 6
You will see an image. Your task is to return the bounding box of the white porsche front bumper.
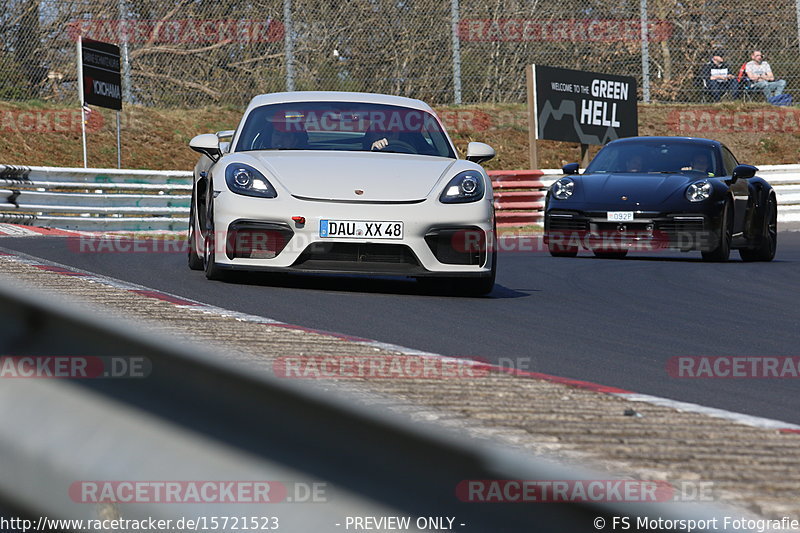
[208,189,494,277]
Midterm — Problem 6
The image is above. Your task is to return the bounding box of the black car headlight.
[440,171,485,204]
[225,163,277,198]
[552,178,575,200]
[686,181,712,202]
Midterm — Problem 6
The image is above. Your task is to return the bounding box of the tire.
[740,193,777,262]
[593,249,628,259]
[702,199,733,262]
[461,246,497,296]
[548,241,578,257]
[203,232,228,281]
[202,200,228,281]
[187,188,204,270]
[421,227,497,297]
[436,273,494,297]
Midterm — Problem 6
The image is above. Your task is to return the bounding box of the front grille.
[425,227,485,266]
[293,242,420,272]
[226,222,293,260]
[656,219,706,233]
[547,217,589,231]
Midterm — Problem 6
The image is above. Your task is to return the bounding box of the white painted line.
[616,393,800,431]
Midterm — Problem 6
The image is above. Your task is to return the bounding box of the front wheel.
[739,194,777,262]
[593,249,628,259]
[203,201,228,281]
[702,199,733,262]
[204,233,228,281]
[187,189,204,270]
[421,249,496,297]
[548,241,578,257]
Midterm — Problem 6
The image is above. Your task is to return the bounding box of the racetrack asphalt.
[2,231,799,426]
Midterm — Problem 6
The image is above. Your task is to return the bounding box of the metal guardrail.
[0,165,191,231]
[2,164,799,232]
[0,275,746,532]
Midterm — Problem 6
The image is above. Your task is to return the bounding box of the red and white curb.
[0,223,186,239]
[1,245,799,435]
[0,224,84,238]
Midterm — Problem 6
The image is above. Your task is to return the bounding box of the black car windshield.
[235,102,456,158]
[585,141,722,176]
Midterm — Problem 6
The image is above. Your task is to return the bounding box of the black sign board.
[533,65,637,145]
[81,39,122,111]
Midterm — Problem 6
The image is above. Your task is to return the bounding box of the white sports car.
[187,91,497,295]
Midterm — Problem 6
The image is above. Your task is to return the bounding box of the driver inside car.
[689,153,714,176]
[624,154,644,172]
[365,129,401,151]
[363,126,432,154]
[270,127,308,150]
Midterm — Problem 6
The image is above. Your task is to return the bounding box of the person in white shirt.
[745,50,786,98]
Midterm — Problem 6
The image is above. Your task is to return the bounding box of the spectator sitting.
[700,50,737,101]
[745,50,787,99]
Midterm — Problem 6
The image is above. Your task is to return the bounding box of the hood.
[575,172,699,208]
[248,151,457,202]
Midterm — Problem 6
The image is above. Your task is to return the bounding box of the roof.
[608,136,721,147]
[245,91,434,113]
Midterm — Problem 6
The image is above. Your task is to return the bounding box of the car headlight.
[552,178,575,200]
[686,181,712,202]
[440,171,485,203]
[225,163,277,198]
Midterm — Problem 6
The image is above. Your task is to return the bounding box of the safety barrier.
[0,165,191,231]
[491,169,560,227]
[1,164,798,231]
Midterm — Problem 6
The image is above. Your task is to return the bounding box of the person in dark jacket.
[700,51,737,101]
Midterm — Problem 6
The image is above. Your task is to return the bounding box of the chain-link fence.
[2,0,799,107]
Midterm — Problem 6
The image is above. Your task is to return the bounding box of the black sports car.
[544,136,777,262]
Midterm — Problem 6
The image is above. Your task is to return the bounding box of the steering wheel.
[377,139,418,154]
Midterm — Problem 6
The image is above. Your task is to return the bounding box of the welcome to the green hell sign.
[579,79,631,127]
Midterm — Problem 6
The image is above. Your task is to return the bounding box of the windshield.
[585,141,722,176]
[235,102,456,158]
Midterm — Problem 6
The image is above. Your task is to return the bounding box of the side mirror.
[731,164,757,183]
[466,142,495,164]
[562,162,580,175]
[190,133,222,162]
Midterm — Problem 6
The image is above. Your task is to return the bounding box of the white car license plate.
[607,211,634,222]
[319,220,403,239]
